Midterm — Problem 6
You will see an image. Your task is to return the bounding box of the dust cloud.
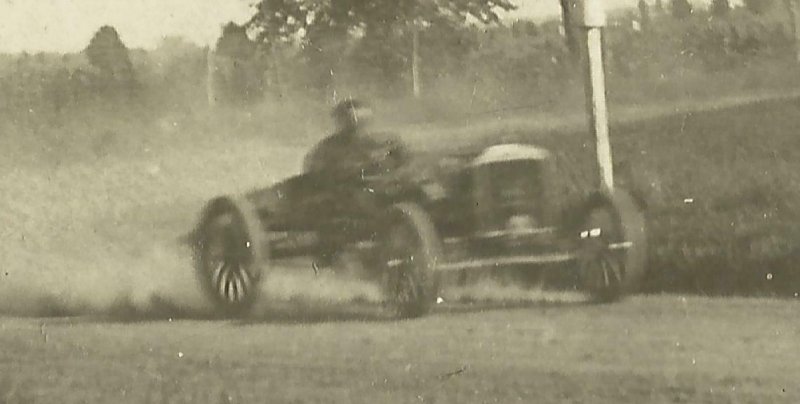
[0,132,393,320]
[0,239,388,319]
[0,204,583,321]
[0,234,585,320]
[0,103,584,321]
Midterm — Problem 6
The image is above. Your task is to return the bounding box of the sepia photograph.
[0,0,798,402]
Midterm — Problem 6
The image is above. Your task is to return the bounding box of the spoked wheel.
[379,203,442,319]
[194,197,266,317]
[578,207,625,302]
[576,189,647,302]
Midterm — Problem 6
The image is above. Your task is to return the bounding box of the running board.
[437,253,575,272]
[435,241,632,272]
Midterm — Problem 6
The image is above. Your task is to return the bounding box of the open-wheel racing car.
[188,142,647,318]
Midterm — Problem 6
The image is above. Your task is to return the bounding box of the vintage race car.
[189,142,647,318]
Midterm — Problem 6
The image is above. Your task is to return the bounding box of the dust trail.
[0,130,584,320]
[0,242,207,318]
[0,138,307,319]
[441,279,587,305]
[260,266,384,304]
[0,236,585,319]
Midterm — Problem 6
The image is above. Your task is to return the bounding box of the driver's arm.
[307,143,371,184]
[307,137,411,184]
[362,138,409,174]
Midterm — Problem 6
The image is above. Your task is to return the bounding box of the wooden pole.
[206,46,217,107]
[412,24,421,98]
[580,0,614,192]
[273,44,282,97]
[785,0,800,64]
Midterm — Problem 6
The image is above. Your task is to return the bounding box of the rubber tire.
[193,196,267,317]
[576,188,647,302]
[611,188,648,295]
[379,202,443,319]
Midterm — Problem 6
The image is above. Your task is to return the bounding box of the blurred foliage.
[3,5,798,112]
[247,0,516,44]
[246,0,515,96]
[85,25,138,98]
[214,23,267,104]
[672,0,693,19]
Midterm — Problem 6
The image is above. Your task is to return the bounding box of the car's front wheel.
[193,196,267,317]
[378,202,442,318]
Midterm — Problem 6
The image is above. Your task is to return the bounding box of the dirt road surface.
[1,296,797,403]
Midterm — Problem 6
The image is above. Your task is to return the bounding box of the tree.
[558,0,581,61]
[213,22,264,103]
[249,0,515,44]
[639,0,651,30]
[246,0,515,94]
[216,23,257,59]
[711,0,731,16]
[146,36,209,105]
[85,25,135,95]
[671,0,693,19]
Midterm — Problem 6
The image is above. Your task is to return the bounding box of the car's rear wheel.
[194,196,267,317]
[577,189,647,302]
[379,202,442,318]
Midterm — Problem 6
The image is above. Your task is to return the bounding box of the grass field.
[1,296,798,403]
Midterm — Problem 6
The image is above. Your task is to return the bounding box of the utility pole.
[785,0,800,63]
[412,22,421,98]
[206,45,217,107]
[580,0,614,192]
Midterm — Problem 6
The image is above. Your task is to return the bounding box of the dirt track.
[1,295,798,403]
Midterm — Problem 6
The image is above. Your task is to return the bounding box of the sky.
[0,0,639,54]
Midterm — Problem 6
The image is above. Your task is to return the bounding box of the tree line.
[206,0,800,104]
[1,0,799,113]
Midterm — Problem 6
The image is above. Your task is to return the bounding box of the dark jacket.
[303,130,408,183]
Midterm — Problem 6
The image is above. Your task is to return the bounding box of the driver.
[303,99,406,177]
[304,99,410,271]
